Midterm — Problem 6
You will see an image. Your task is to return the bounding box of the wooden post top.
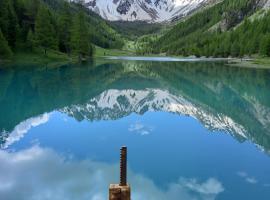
[109,184,131,200]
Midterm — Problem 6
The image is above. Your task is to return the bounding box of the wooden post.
[109,146,131,200]
[109,184,130,200]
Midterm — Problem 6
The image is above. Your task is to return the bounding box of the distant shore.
[227,58,270,69]
[1,49,270,69]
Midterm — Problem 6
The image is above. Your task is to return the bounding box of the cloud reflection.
[237,171,258,184]
[0,146,224,200]
[1,114,50,149]
[128,122,154,136]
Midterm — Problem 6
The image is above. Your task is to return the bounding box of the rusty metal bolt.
[120,146,127,186]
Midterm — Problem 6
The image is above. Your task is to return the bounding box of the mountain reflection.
[0,60,270,151]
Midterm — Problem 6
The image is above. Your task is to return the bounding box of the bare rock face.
[220,10,245,31]
[83,0,217,22]
[219,0,269,31]
[117,0,132,15]
[85,0,96,7]
[131,11,137,18]
[258,0,270,8]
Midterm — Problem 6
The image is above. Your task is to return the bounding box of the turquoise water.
[0,58,270,200]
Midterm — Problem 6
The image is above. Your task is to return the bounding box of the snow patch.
[84,0,212,22]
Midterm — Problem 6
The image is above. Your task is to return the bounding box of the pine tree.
[231,41,240,57]
[0,29,13,59]
[259,35,270,56]
[26,29,34,51]
[7,0,18,48]
[0,0,18,49]
[71,11,93,60]
[35,4,57,55]
[0,0,10,40]
[58,2,72,54]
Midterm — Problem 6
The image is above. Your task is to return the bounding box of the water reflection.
[1,114,50,149]
[1,60,270,152]
[0,145,224,200]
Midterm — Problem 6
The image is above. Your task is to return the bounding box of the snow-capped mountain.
[83,0,216,22]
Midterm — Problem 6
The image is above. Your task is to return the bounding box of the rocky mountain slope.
[145,0,270,56]
[83,0,216,22]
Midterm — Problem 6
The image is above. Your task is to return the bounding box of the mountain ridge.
[82,0,217,22]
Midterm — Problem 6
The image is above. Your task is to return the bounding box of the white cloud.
[237,171,247,177]
[0,146,224,200]
[128,122,144,132]
[179,178,224,195]
[128,122,154,136]
[246,177,258,184]
[237,171,258,184]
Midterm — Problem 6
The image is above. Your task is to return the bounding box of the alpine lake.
[0,57,270,200]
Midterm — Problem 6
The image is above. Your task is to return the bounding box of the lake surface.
[0,58,270,200]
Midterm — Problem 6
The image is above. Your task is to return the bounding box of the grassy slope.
[0,49,72,68]
[110,21,162,40]
[94,46,135,57]
[0,46,135,67]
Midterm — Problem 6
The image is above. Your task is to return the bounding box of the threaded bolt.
[120,146,127,186]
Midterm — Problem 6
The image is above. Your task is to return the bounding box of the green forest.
[1,0,270,61]
[142,0,270,57]
[0,0,124,60]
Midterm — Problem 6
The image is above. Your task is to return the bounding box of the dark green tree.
[26,29,34,51]
[231,41,240,57]
[259,35,270,56]
[35,4,57,55]
[71,11,93,60]
[0,0,9,35]
[0,0,18,49]
[0,29,13,59]
[58,2,72,54]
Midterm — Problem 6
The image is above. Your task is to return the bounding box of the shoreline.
[1,51,270,69]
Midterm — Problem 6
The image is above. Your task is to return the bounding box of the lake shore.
[0,47,135,68]
[0,50,72,68]
[227,58,270,69]
[1,49,270,69]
